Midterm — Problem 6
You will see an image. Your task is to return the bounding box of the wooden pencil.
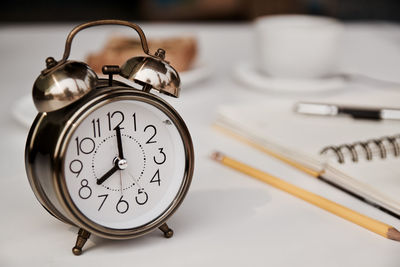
[214,124,400,220]
[211,151,400,241]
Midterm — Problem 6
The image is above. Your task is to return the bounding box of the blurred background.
[2,1,400,266]
[2,0,400,23]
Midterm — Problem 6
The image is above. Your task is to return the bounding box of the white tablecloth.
[1,22,400,266]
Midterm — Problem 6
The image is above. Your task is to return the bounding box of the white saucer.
[12,94,36,128]
[180,62,212,89]
[12,64,212,128]
[233,62,347,94]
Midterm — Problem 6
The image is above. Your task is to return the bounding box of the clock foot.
[159,223,173,238]
[72,228,91,256]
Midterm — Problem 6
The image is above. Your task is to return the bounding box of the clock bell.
[32,19,180,113]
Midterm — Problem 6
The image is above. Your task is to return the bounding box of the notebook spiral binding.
[320,134,400,164]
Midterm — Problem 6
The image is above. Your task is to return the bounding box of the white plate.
[233,62,347,94]
[12,64,212,128]
[180,62,212,89]
[12,94,36,128]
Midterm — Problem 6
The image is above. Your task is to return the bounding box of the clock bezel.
[53,87,194,239]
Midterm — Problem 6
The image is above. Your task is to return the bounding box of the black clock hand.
[96,165,118,185]
[115,126,124,159]
[97,127,127,186]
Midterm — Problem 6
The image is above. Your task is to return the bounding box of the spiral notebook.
[215,99,400,217]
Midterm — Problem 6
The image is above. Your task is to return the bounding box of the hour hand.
[96,165,118,185]
[115,126,124,159]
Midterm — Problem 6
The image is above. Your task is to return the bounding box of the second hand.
[119,170,123,196]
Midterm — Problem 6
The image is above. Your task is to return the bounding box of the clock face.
[63,99,187,230]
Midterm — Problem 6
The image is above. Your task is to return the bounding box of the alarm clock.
[25,20,194,255]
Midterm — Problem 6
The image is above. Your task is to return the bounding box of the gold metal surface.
[61,20,149,62]
[25,112,74,225]
[56,87,194,239]
[26,20,194,254]
[32,61,98,112]
[120,51,181,98]
[72,228,91,256]
[26,81,194,241]
[32,20,151,113]
[159,223,174,238]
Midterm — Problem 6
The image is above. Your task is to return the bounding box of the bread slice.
[86,35,197,73]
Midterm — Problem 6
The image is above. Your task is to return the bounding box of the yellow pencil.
[214,124,400,220]
[211,151,400,241]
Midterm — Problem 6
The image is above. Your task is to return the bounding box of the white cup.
[254,15,344,79]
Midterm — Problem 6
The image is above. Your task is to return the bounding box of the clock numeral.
[69,159,83,177]
[132,113,137,132]
[154,148,166,165]
[135,188,148,205]
[97,194,108,211]
[91,118,101,138]
[150,169,161,186]
[116,195,129,214]
[107,111,124,131]
[144,125,157,144]
[79,179,92,199]
[75,137,95,156]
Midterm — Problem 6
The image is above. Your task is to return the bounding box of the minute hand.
[115,126,124,159]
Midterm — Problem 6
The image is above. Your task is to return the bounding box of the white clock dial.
[63,99,186,229]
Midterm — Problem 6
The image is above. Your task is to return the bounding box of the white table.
[1,22,400,266]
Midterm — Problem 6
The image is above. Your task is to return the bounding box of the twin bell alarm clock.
[25,20,194,255]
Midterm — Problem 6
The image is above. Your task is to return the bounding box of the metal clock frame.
[25,81,194,253]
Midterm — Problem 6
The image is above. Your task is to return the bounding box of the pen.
[294,102,400,120]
